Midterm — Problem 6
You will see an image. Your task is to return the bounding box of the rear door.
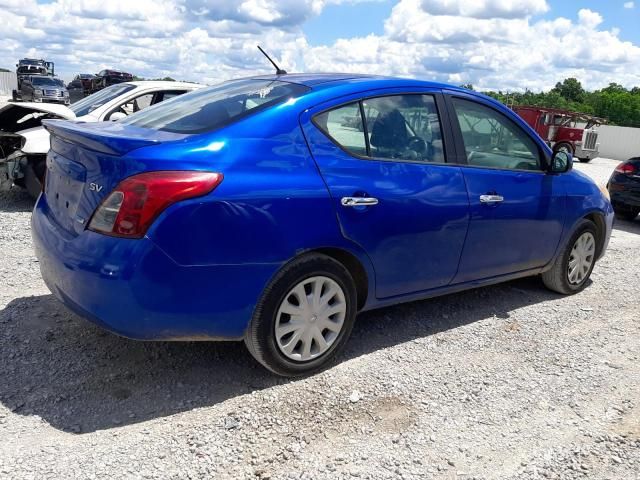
[301,89,469,298]
[444,93,565,283]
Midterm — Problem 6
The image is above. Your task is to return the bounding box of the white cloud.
[577,8,603,28]
[0,0,638,92]
[311,0,640,91]
[624,1,635,9]
[420,0,549,19]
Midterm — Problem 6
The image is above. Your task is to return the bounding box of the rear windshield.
[18,66,46,74]
[120,79,309,134]
[70,83,136,117]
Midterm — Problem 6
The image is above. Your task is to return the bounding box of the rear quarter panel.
[140,103,376,289]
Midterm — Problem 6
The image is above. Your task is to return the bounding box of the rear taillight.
[615,163,636,175]
[88,171,223,238]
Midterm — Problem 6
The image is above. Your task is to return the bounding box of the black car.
[91,69,134,92]
[607,157,640,221]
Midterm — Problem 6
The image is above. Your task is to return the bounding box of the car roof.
[249,73,455,90]
[124,81,204,89]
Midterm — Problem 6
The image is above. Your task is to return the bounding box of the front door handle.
[479,194,504,204]
[341,197,379,207]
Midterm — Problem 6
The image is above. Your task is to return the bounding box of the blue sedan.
[32,74,614,375]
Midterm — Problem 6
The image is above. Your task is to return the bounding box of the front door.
[446,94,566,283]
[301,91,469,298]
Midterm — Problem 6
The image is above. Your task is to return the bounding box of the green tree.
[482,78,640,127]
[552,78,585,103]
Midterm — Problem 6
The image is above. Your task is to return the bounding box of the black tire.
[542,219,597,295]
[24,158,45,199]
[578,157,592,163]
[244,253,357,376]
[553,142,574,156]
[614,206,639,221]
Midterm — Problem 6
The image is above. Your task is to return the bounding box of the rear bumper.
[610,189,640,208]
[31,194,278,340]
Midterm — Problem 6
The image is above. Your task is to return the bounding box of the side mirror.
[109,112,127,121]
[549,150,573,174]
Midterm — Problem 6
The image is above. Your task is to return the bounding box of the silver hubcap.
[568,232,595,285]
[275,276,346,362]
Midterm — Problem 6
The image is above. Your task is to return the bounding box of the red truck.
[513,106,604,163]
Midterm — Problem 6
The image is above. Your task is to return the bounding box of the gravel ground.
[0,158,638,480]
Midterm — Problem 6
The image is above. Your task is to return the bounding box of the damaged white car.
[0,81,203,197]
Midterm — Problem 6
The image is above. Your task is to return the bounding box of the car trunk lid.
[0,102,75,134]
[41,120,188,236]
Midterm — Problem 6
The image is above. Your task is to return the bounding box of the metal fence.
[0,72,17,96]
[598,125,640,161]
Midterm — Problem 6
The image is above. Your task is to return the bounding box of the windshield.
[70,83,136,117]
[18,66,46,74]
[32,77,59,86]
[120,79,309,134]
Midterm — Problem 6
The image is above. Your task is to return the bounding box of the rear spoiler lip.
[42,119,183,156]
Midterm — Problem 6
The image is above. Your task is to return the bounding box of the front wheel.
[245,254,357,376]
[553,142,574,156]
[578,157,592,163]
[542,219,597,295]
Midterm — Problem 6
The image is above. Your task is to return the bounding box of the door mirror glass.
[550,150,572,173]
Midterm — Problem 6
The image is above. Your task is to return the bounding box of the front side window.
[452,98,541,171]
[314,94,445,163]
[121,79,309,134]
[108,93,155,119]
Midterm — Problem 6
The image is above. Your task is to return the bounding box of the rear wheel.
[542,219,597,295]
[245,254,357,376]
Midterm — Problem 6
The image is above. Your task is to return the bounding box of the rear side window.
[159,90,188,102]
[121,79,309,134]
[314,102,367,156]
[313,94,445,163]
[452,98,541,171]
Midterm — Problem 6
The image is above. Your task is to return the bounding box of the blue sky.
[304,0,640,45]
[2,0,639,91]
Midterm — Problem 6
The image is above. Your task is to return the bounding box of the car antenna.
[257,45,287,75]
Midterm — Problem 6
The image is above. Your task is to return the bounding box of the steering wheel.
[406,136,427,154]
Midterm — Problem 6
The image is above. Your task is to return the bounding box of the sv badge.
[89,182,103,192]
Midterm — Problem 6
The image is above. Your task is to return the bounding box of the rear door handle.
[341,197,379,207]
[479,194,504,204]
